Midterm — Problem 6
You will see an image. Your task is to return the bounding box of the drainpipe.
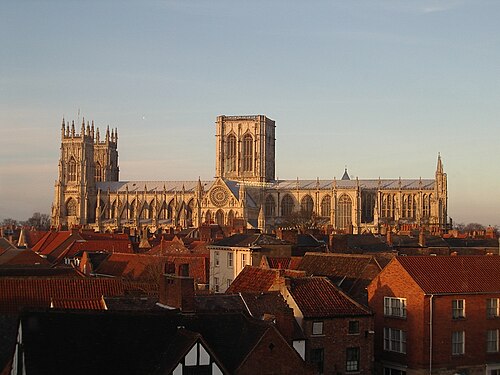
[429,294,434,375]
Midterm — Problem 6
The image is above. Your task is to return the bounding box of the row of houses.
[1,226,500,374]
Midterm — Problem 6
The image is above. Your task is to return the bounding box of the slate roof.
[0,278,124,313]
[226,266,279,293]
[288,277,372,318]
[333,234,392,253]
[388,234,449,248]
[443,237,499,248]
[16,310,275,374]
[298,253,381,280]
[211,233,290,248]
[96,180,214,193]
[396,256,500,294]
[269,178,435,191]
[0,315,18,374]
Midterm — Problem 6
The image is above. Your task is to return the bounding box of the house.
[297,252,383,305]
[207,233,291,293]
[367,255,500,375]
[227,267,375,374]
[6,309,312,375]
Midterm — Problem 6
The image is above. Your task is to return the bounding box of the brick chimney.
[386,227,393,247]
[419,227,426,247]
[159,274,195,312]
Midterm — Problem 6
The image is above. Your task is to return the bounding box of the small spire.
[71,121,75,137]
[61,118,65,138]
[91,121,95,139]
[341,167,350,180]
[86,122,91,137]
[106,126,110,142]
[96,127,100,143]
[81,118,85,136]
[436,152,443,174]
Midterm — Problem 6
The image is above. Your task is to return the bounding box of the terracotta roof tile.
[396,255,500,294]
[50,297,107,310]
[289,277,372,318]
[226,266,278,293]
[0,278,124,313]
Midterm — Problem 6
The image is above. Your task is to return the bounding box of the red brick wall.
[237,327,313,375]
[367,260,426,368]
[304,315,374,374]
[368,259,500,373]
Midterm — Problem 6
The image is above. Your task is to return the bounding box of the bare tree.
[22,212,50,230]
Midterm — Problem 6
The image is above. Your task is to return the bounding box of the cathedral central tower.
[215,115,275,183]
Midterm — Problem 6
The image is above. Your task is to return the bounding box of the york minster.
[51,115,448,234]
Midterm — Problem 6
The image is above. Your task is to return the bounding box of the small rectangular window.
[452,331,465,355]
[384,297,407,318]
[312,321,324,335]
[241,253,247,268]
[488,330,499,353]
[310,348,324,374]
[227,279,232,289]
[488,298,499,318]
[214,251,219,267]
[384,327,406,354]
[227,252,233,268]
[348,321,360,335]
[214,277,219,293]
[452,299,465,319]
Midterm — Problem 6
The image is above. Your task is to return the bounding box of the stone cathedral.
[52,115,448,234]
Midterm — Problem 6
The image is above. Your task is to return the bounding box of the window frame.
[348,320,360,335]
[383,327,407,354]
[452,299,465,319]
[346,347,360,372]
[227,252,233,268]
[452,330,465,355]
[214,251,219,267]
[384,297,407,318]
[312,321,324,336]
[488,329,499,353]
[488,298,499,318]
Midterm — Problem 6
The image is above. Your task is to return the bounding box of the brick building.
[367,256,500,375]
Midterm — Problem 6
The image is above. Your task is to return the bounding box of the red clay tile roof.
[226,266,278,293]
[32,231,74,254]
[289,277,372,318]
[396,255,500,294]
[0,248,51,266]
[0,278,124,313]
[95,253,208,284]
[21,229,49,248]
[50,297,107,310]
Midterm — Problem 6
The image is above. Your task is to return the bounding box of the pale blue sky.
[1,0,499,226]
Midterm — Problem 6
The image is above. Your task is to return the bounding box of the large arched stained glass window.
[321,195,331,217]
[281,194,294,217]
[66,198,77,216]
[337,194,352,230]
[265,195,276,217]
[242,134,253,172]
[95,162,103,182]
[215,210,224,226]
[301,195,314,215]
